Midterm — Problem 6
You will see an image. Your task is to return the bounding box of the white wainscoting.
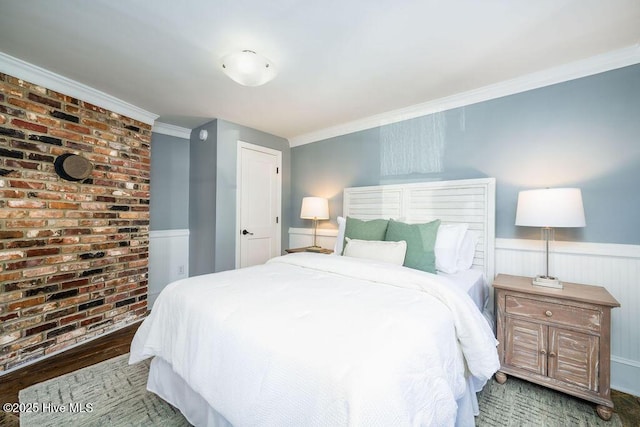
[288,227,339,252]
[149,229,190,308]
[288,228,640,396]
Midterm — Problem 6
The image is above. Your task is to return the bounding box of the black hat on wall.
[54,153,93,181]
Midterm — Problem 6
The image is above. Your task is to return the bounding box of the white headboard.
[343,178,496,281]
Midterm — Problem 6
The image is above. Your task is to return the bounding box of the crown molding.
[289,44,640,147]
[0,51,158,125]
[152,122,192,140]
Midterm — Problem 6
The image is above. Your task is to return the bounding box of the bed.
[130,178,499,427]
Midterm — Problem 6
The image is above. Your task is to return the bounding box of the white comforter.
[130,253,499,426]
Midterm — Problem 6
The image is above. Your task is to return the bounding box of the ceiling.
[0,0,638,143]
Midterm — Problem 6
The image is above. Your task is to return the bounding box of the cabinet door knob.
[545,310,553,317]
[540,349,547,355]
[549,352,557,358]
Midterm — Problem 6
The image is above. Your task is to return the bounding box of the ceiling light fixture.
[220,50,277,87]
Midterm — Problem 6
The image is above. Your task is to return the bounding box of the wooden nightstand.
[285,247,333,254]
[493,274,620,420]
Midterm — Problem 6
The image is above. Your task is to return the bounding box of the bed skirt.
[147,356,480,427]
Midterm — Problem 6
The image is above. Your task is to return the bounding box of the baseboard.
[611,357,640,396]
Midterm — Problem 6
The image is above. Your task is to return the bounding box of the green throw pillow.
[384,219,440,273]
[343,217,389,254]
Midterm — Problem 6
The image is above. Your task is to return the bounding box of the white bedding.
[438,268,486,311]
[130,253,499,426]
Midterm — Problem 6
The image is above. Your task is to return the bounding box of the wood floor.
[2,319,639,426]
[0,321,140,409]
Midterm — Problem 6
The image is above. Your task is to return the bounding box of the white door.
[237,141,282,268]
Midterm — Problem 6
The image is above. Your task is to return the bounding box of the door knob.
[242,229,253,235]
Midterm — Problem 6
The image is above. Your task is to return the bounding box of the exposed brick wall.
[0,73,150,372]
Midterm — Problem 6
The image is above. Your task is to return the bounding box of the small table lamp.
[515,188,585,289]
[300,197,329,249]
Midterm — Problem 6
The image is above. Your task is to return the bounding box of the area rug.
[476,377,622,427]
[19,354,190,427]
[19,353,622,426]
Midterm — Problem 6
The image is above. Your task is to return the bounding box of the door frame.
[235,140,282,268]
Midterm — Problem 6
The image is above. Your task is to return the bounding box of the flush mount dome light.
[220,50,277,86]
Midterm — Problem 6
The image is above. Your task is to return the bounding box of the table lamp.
[515,188,585,289]
[300,197,329,250]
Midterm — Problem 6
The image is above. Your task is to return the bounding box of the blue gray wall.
[160,118,290,277]
[292,64,640,245]
[187,119,291,275]
[150,132,190,230]
[215,120,291,272]
[189,120,218,276]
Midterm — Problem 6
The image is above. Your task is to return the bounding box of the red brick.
[23,265,57,278]
[49,128,83,142]
[6,219,47,228]
[61,278,89,290]
[28,191,63,200]
[26,247,60,257]
[8,180,46,189]
[48,201,79,210]
[11,118,48,133]
[8,296,45,311]
[34,115,60,128]
[6,200,46,209]
[60,312,87,325]
[0,271,23,282]
[5,258,44,270]
[81,119,109,131]
[27,92,62,109]
[63,122,90,134]
[28,210,64,219]
[0,190,25,198]
[44,182,78,192]
[0,231,24,239]
[0,210,27,219]
[0,72,150,373]
[5,160,40,170]
[0,250,25,261]
[8,98,48,114]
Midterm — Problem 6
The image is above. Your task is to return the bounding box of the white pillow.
[456,230,479,271]
[435,223,468,274]
[343,238,407,265]
[333,216,346,255]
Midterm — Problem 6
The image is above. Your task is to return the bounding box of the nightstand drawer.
[505,295,601,332]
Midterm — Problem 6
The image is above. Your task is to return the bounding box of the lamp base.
[306,246,325,252]
[532,275,563,289]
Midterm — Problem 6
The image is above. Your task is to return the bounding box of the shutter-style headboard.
[343,178,496,281]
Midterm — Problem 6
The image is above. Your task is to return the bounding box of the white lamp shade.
[220,50,277,87]
[300,197,329,220]
[515,188,586,227]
